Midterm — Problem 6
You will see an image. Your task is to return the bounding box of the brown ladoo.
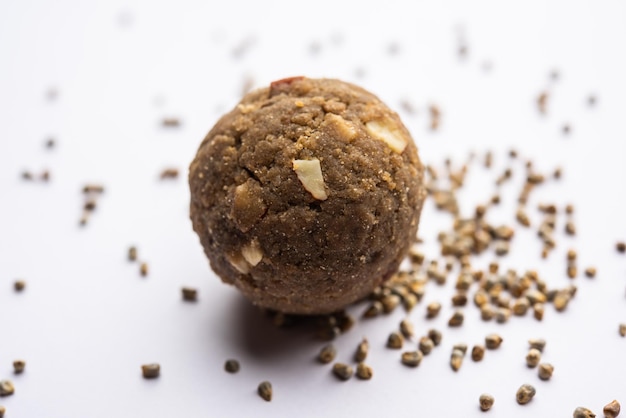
[189,77,425,314]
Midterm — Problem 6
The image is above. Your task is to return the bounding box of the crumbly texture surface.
[189,77,425,314]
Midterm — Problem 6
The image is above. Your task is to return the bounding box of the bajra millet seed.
[13,360,25,374]
[224,359,240,373]
[335,312,354,334]
[533,303,545,321]
[257,381,272,402]
[428,329,443,346]
[418,337,435,355]
[451,293,468,307]
[162,117,181,127]
[400,319,414,339]
[479,393,495,411]
[553,291,570,312]
[160,168,179,180]
[363,301,383,318]
[356,363,373,380]
[83,184,105,194]
[565,221,576,235]
[584,267,596,278]
[387,332,404,349]
[401,350,423,368]
[529,338,547,352]
[538,363,554,380]
[573,406,596,418]
[141,363,160,379]
[526,348,541,368]
[448,310,464,327]
[515,384,536,405]
[567,249,577,261]
[512,298,530,316]
[453,343,468,355]
[567,265,578,279]
[471,345,485,362]
[603,400,621,418]
[332,363,354,381]
[128,246,137,261]
[14,280,25,292]
[318,344,336,364]
[495,307,511,323]
[0,381,14,397]
[181,287,198,302]
[450,349,464,372]
[381,294,401,313]
[485,334,503,349]
[354,338,369,362]
[84,199,96,211]
[426,301,442,319]
[619,323,626,337]
[480,305,495,321]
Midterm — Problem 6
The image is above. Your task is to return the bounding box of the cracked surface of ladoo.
[189,77,425,314]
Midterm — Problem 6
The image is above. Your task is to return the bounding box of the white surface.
[1,0,626,417]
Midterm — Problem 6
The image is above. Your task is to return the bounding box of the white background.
[1,0,626,417]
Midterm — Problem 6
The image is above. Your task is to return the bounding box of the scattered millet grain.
[485,334,503,349]
[354,338,369,362]
[529,341,547,357]
[452,343,468,355]
[471,345,485,362]
[318,344,336,364]
[13,360,25,374]
[363,301,383,318]
[0,381,14,397]
[448,310,464,327]
[181,287,198,302]
[160,168,179,180]
[603,400,621,418]
[515,384,536,405]
[257,381,272,401]
[128,246,137,261]
[387,332,404,349]
[428,329,443,346]
[162,117,181,127]
[401,350,423,368]
[141,363,160,379]
[332,363,353,381]
[355,363,373,380]
[14,280,25,292]
[495,307,511,323]
[537,92,548,114]
[224,359,240,373]
[450,349,464,372]
[479,393,495,411]
[537,363,554,381]
[572,406,596,418]
[399,319,414,339]
[418,337,435,355]
[526,348,541,368]
[426,302,442,319]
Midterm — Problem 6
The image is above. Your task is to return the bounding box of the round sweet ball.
[189,77,425,314]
